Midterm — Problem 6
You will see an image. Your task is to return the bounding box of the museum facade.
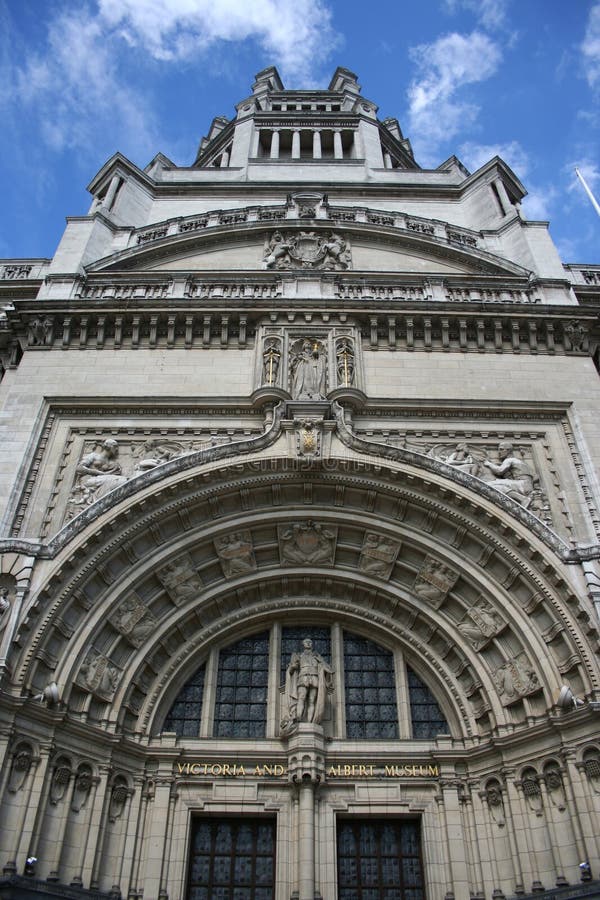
[1,66,600,900]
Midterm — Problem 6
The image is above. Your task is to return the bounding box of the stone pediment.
[87,208,531,279]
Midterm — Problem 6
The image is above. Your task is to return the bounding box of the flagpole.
[575,166,600,217]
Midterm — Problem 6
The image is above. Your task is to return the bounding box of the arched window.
[163,664,205,736]
[160,625,450,741]
[343,632,398,739]
[214,632,270,738]
[407,667,449,738]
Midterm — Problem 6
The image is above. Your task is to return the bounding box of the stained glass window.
[337,819,424,900]
[187,817,275,900]
[214,632,269,738]
[407,666,449,739]
[343,633,398,739]
[163,664,205,737]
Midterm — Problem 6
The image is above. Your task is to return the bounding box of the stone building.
[1,65,600,900]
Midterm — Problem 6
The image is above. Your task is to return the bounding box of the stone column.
[287,724,326,900]
[102,175,121,211]
[298,778,315,900]
[270,130,280,160]
[140,771,174,899]
[383,152,392,168]
[439,778,470,900]
[220,148,230,167]
[313,130,322,159]
[292,130,301,159]
[333,130,343,160]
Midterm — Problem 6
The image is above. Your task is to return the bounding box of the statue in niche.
[281,638,334,733]
[71,767,93,813]
[262,338,281,386]
[8,745,33,793]
[482,441,534,507]
[336,338,355,387]
[70,439,127,511]
[291,340,327,400]
[484,780,506,827]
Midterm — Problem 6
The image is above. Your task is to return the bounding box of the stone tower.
[1,66,600,900]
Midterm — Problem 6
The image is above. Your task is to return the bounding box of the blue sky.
[0,0,599,264]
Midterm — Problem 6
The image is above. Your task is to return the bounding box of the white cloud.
[444,0,510,31]
[520,186,557,222]
[97,0,337,84]
[5,0,339,162]
[407,31,502,165]
[582,2,600,89]
[459,139,529,178]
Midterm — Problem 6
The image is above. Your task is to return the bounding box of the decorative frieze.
[136,226,168,244]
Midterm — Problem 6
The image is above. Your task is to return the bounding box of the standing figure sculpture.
[291,341,327,400]
[281,638,333,733]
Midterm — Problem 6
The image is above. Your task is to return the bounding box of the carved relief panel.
[255,325,362,396]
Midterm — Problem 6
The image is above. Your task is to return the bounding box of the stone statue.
[262,338,281,385]
[482,441,534,507]
[73,439,127,505]
[446,442,478,476]
[320,232,350,269]
[263,231,293,268]
[281,638,333,732]
[336,338,355,387]
[291,341,326,400]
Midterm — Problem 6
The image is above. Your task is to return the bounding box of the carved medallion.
[295,418,322,458]
[279,521,337,566]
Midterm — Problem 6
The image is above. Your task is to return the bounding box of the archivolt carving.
[493,652,540,704]
[10,460,598,735]
[414,556,459,608]
[279,521,337,566]
[215,531,257,578]
[76,648,121,700]
[110,595,158,647]
[458,598,504,650]
[358,533,401,580]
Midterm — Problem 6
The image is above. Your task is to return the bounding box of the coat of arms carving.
[263,230,351,270]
